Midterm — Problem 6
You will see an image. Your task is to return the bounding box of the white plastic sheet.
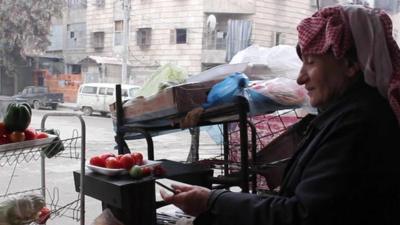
[230,45,302,80]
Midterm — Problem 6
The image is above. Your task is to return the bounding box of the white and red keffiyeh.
[297,5,400,125]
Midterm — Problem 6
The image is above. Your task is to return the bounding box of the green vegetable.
[129,165,143,179]
[42,129,64,158]
[3,103,32,132]
[0,194,45,225]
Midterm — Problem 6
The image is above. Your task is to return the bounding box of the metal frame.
[114,84,258,193]
[41,113,86,225]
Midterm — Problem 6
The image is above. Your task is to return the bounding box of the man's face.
[296,53,354,108]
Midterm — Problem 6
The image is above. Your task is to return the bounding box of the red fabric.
[297,6,353,59]
[297,5,400,125]
[228,112,301,190]
[381,11,400,124]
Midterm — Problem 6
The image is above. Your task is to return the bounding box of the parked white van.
[76,83,140,116]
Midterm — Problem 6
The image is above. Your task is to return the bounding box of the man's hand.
[160,184,211,217]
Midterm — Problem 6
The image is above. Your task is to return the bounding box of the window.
[81,86,97,94]
[99,87,106,95]
[114,20,123,46]
[137,28,152,47]
[106,88,114,96]
[176,29,187,44]
[216,30,227,49]
[92,31,105,49]
[36,87,47,94]
[68,64,81,74]
[273,32,282,45]
[171,28,188,44]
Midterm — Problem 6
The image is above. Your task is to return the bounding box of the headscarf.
[297,5,400,125]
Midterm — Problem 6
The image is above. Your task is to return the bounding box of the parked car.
[12,86,64,110]
[76,83,140,116]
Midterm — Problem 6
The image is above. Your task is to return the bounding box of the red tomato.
[0,134,10,145]
[116,154,123,160]
[24,127,37,140]
[105,157,123,169]
[142,167,152,176]
[99,152,115,161]
[153,165,166,176]
[131,152,143,165]
[36,132,49,139]
[119,154,134,170]
[0,122,8,136]
[90,156,105,167]
[9,131,25,142]
[36,207,51,224]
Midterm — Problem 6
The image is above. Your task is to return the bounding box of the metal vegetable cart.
[0,113,86,225]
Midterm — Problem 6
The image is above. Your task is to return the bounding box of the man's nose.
[297,67,307,85]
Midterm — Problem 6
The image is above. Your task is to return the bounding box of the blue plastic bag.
[203,72,249,109]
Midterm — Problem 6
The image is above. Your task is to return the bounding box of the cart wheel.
[82,107,93,116]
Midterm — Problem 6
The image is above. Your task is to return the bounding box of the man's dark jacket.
[195,83,400,225]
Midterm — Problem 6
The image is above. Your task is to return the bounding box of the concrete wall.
[251,0,316,47]
[204,0,256,14]
[86,0,123,57]
[63,6,88,64]
[129,0,204,82]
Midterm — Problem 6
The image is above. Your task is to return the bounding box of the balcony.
[204,0,255,14]
[202,31,227,64]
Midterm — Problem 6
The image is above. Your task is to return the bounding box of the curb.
[59,103,79,111]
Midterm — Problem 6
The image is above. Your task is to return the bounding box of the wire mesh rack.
[45,187,81,222]
[0,187,81,225]
[0,130,81,167]
[196,108,305,192]
[228,108,304,190]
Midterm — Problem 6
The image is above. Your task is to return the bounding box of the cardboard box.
[112,81,216,123]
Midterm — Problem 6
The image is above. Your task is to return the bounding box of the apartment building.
[47,0,87,74]
[45,0,318,85]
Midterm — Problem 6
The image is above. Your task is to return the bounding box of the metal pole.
[238,97,249,193]
[121,0,130,84]
[223,123,229,176]
[115,84,125,155]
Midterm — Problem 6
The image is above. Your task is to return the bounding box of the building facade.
[46,0,318,85]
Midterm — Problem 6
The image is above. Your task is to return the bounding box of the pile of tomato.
[89,152,165,179]
[89,152,143,169]
[0,122,48,145]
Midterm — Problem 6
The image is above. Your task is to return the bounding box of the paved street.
[0,106,221,225]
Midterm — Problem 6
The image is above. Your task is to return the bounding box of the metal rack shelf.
[0,113,86,225]
[0,130,81,167]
